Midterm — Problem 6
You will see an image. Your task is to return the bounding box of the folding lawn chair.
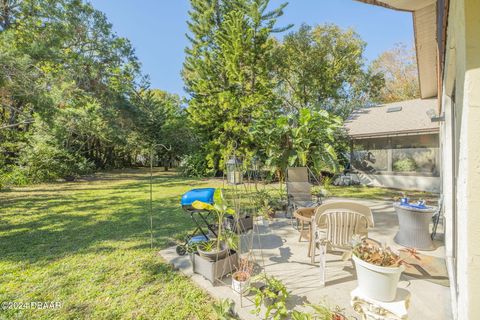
[286,167,322,218]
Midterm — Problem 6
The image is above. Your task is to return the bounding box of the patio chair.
[312,201,374,231]
[286,167,322,218]
[311,209,369,286]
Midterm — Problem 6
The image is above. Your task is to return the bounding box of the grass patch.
[0,168,222,320]
[327,185,437,203]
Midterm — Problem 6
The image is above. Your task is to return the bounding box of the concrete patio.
[160,199,451,319]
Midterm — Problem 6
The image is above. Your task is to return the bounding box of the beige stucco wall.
[357,173,440,192]
[442,0,480,319]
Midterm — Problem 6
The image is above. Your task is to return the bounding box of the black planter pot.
[225,214,253,233]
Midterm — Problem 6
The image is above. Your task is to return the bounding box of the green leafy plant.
[185,240,203,254]
[192,189,238,257]
[251,274,289,320]
[291,302,347,320]
[180,152,215,177]
[291,311,314,320]
[254,108,342,177]
[212,298,239,320]
[321,176,333,190]
[254,190,276,219]
[393,158,417,172]
[197,240,217,252]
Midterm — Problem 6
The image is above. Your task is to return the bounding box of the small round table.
[294,207,315,256]
[393,203,436,250]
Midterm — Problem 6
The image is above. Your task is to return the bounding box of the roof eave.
[353,0,413,12]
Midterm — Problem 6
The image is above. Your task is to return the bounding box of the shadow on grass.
[1,173,211,194]
[0,172,218,264]
[0,196,199,264]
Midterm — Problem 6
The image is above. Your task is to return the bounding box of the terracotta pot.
[331,312,347,320]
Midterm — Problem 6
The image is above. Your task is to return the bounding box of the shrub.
[0,165,31,188]
[21,147,93,182]
[179,153,214,177]
[393,158,417,172]
[18,130,94,182]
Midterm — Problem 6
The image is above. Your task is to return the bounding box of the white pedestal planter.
[353,255,405,302]
[350,287,410,320]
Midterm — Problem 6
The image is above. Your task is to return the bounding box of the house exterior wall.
[356,173,440,192]
[442,0,480,319]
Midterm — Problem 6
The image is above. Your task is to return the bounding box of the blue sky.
[89,0,414,97]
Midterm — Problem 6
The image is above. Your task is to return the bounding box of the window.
[352,134,439,176]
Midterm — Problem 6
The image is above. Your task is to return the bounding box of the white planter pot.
[261,217,269,227]
[353,255,405,302]
[231,272,250,294]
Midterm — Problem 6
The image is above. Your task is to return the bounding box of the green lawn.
[327,185,438,203]
[0,169,437,319]
[0,169,222,320]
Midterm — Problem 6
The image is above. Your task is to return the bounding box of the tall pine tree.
[183,0,290,171]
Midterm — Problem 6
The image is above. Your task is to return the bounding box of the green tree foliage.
[183,0,291,171]
[1,0,390,184]
[253,108,342,177]
[134,89,192,170]
[0,0,189,185]
[272,24,384,119]
[370,43,420,103]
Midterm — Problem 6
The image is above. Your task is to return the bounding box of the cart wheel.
[176,245,187,256]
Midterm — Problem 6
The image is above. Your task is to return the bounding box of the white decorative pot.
[231,272,250,294]
[353,255,405,302]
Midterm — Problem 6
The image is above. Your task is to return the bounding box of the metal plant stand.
[393,203,436,250]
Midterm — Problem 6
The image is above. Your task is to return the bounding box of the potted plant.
[253,190,275,228]
[190,190,239,283]
[231,257,254,295]
[351,239,419,302]
[225,211,254,233]
[291,302,348,320]
[270,189,288,213]
[212,298,238,320]
[258,201,275,226]
[251,274,289,319]
[197,239,229,261]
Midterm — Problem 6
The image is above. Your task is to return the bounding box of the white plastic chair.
[311,209,369,286]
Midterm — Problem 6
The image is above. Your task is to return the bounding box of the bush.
[0,165,31,189]
[18,130,94,183]
[179,153,214,177]
[22,147,93,182]
[393,158,417,172]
